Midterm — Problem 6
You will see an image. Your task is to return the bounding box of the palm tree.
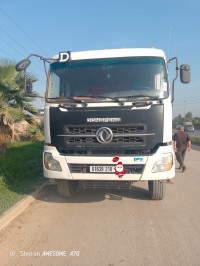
[0,60,38,126]
[0,60,39,152]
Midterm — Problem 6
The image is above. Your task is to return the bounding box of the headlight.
[44,152,62,171]
[152,153,173,173]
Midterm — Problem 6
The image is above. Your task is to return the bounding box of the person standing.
[173,125,191,172]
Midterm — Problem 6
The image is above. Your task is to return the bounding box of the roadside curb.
[191,144,200,151]
[0,181,49,232]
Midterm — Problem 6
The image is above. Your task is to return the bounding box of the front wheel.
[148,180,166,200]
[56,180,79,198]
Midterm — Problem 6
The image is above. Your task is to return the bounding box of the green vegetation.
[0,60,40,153]
[0,141,45,215]
[27,119,44,141]
[0,60,38,125]
[190,136,200,146]
[173,112,200,129]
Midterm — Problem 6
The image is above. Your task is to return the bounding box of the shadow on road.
[37,183,150,204]
[175,167,184,173]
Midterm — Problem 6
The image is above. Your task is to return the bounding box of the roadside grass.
[190,136,200,146]
[0,141,45,215]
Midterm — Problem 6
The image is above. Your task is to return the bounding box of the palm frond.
[1,107,24,123]
[0,61,15,84]
[0,61,40,125]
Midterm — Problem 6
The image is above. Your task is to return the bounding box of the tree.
[0,60,39,152]
[185,111,193,120]
[0,60,38,126]
[172,114,183,128]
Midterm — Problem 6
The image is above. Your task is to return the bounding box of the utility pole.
[184,100,186,118]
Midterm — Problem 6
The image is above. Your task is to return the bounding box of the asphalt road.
[0,148,200,266]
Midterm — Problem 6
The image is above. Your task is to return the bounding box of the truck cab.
[15,48,190,200]
[184,125,194,132]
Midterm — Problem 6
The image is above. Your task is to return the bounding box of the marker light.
[152,153,173,173]
[44,152,62,171]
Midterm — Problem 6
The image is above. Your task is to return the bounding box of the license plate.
[90,166,115,173]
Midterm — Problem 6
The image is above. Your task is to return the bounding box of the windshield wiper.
[114,95,161,107]
[66,97,88,106]
[46,97,88,106]
[77,95,125,105]
[117,95,160,100]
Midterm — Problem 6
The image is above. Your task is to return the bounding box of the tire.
[148,180,166,200]
[56,180,78,198]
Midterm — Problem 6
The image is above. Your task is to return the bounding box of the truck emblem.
[59,52,71,62]
[96,127,113,143]
[87,118,121,123]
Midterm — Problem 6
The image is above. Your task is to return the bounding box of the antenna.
[168,25,173,60]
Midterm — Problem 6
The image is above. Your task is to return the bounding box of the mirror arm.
[24,68,27,94]
[168,57,179,103]
[26,94,44,99]
[43,60,48,77]
[23,53,55,78]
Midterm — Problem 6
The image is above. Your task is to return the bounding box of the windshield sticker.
[112,157,125,178]
[163,82,167,91]
[112,156,119,162]
[134,158,143,162]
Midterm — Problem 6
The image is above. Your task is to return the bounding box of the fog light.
[152,153,173,173]
[44,152,62,171]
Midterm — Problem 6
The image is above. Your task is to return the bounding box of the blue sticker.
[134,158,143,162]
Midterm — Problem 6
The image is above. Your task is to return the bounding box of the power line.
[0,34,47,83]
[0,9,48,85]
[175,100,200,103]
[167,25,173,60]
[174,96,200,101]
[0,27,31,54]
[174,99,200,104]
[0,30,47,84]
[174,102,200,105]
[0,7,49,57]
[0,47,16,61]
[0,47,47,87]
[0,36,26,58]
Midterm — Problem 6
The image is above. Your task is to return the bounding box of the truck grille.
[68,136,143,144]
[68,126,144,134]
[61,125,147,146]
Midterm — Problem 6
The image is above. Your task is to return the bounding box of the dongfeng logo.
[96,127,113,143]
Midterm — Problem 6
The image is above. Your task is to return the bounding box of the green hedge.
[190,136,200,146]
[0,141,45,215]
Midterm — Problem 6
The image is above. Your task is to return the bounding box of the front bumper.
[43,145,175,181]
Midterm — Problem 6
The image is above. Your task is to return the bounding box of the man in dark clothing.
[173,125,191,172]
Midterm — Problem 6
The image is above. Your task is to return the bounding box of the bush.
[190,136,200,146]
[27,119,44,141]
[0,125,12,154]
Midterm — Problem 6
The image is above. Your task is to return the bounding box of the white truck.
[183,121,194,132]
[16,48,190,200]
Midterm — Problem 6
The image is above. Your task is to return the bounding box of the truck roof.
[183,121,193,125]
[53,48,166,61]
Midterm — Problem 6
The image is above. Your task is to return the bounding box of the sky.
[0,0,199,118]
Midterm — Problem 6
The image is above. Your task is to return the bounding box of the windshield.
[47,57,168,100]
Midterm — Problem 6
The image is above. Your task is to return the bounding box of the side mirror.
[15,59,31,72]
[15,59,33,94]
[180,64,190,83]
